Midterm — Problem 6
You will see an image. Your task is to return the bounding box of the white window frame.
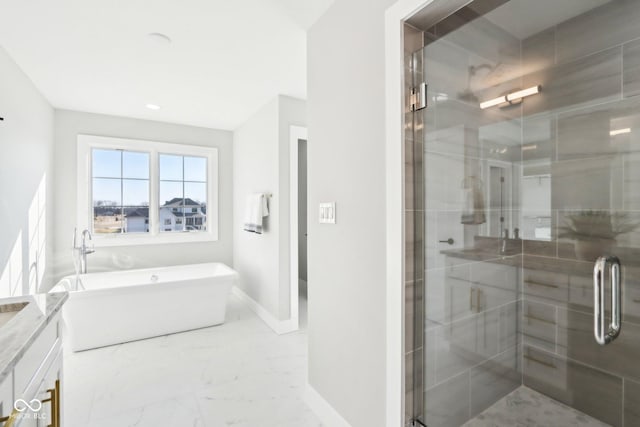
[77,134,218,247]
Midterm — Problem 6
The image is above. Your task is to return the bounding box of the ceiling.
[0,0,334,130]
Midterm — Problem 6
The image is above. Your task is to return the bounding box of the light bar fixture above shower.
[479,85,541,109]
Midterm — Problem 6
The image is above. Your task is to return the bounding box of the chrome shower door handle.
[593,255,622,345]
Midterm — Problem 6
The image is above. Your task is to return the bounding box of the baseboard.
[304,383,352,427]
[231,286,299,334]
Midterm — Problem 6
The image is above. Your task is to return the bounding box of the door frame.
[385,0,439,426]
[289,125,308,331]
[485,159,514,238]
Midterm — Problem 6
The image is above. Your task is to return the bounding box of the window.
[77,135,218,246]
[92,149,150,234]
[159,154,207,232]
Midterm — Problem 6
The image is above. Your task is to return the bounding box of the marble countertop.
[443,247,640,277]
[443,237,640,272]
[0,292,68,384]
[440,248,522,266]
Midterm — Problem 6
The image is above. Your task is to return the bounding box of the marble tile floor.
[462,386,610,427]
[63,294,321,427]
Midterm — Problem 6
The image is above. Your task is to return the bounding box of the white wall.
[53,110,233,281]
[307,0,395,425]
[0,45,55,295]
[233,95,306,322]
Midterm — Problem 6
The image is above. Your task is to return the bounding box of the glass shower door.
[407,0,640,426]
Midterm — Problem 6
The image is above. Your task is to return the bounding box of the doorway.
[289,125,308,330]
[298,138,308,328]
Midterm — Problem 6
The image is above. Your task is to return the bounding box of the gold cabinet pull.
[42,381,60,427]
[0,380,60,427]
[0,409,19,427]
[55,380,60,427]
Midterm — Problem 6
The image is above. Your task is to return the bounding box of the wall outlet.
[319,202,336,224]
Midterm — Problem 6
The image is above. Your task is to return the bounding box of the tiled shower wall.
[518,1,640,426]
[419,9,522,427]
[405,1,640,426]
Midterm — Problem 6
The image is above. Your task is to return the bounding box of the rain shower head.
[457,63,503,105]
[458,89,479,103]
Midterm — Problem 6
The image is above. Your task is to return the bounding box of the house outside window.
[77,135,218,246]
[159,154,207,233]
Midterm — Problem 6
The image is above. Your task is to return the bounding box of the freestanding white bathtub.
[52,262,238,351]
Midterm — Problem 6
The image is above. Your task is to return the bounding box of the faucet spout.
[78,228,95,274]
[501,228,509,254]
[81,229,93,243]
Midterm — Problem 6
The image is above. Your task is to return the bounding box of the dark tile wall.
[419,8,523,427]
[518,1,640,425]
[407,1,640,426]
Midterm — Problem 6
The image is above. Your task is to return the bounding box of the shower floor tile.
[462,386,611,427]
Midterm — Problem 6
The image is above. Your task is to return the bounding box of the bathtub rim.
[52,262,238,295]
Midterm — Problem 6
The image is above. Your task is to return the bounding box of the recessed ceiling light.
[146,104,161,110]
[148,32,172,45]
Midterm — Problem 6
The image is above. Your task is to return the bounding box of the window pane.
[123,207,149,233]
[123,151,149,179]
[93,178,121,207]
[185,182,206,205]
[185,182,206,231]
[93,207,122,234]
[184,156,207,182]
[160,181,183,207]
[159,154,183,181]
[123,179,149,206]
[92,149,121,178]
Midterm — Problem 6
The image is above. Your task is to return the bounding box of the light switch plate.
[319,202,336,224]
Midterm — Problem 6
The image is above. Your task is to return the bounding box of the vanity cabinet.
[445,256,519,318]
[0,312,63,427]
[0,376,12,424]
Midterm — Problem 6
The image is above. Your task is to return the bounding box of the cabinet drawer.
[523,269,569,304]
[445,260,470,281]
[0,373,12,420]
[14,315,59,395]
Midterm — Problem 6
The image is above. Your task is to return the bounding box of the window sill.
[91,232,218,247]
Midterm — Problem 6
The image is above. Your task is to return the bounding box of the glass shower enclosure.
[404,0,640,426]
